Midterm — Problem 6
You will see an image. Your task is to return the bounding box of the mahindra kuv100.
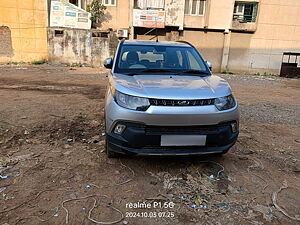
[103,40,239,158]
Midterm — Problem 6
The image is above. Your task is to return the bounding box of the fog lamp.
[231,122,238,133]
[114,124,126,135]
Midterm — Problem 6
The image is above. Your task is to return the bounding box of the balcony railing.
[232,14,257,32]
[233,14,257,23]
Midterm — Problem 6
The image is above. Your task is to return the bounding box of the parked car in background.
[104,40,239,158]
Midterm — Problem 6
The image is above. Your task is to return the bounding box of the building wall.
[181,30,225,72]
[184,15,205,28]
[207,0,235,30]
[250,0,300,72]
[48,28,118,66]
[46,0,300,71]
[52,0,299,72]
[227,32,252,71]
[0,0,48,63]
[227,0,300,73]
[164,0,184,29]
[180,0,300,73]
[94,0,130,30]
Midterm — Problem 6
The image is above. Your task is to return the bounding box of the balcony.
[231,14,257,32]
[231,1,258,32]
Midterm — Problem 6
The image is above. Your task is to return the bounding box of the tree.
[86,0,106,28]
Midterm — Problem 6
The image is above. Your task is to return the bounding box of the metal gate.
[280,52,300,78]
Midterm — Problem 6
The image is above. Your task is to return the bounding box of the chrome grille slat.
[149,98,215,106]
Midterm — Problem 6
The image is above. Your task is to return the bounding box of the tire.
[104,114,120,158]
[105,136,121,158]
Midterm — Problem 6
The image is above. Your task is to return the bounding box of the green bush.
[254,72,279,77]
[221,70,234,74]
[8,62,19,65]
[31,59,46,65]
[87,0,106,28]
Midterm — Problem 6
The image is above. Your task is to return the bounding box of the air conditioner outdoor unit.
[117,29,129,38]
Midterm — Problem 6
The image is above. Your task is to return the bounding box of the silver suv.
[104,40,239,158]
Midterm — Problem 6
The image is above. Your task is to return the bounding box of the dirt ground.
[0,65,299,225]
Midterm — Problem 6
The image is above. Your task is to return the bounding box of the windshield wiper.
[175,70,210,76]
[140,69,173,73]
[125,69,172,76]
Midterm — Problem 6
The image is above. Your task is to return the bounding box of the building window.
[233,2,258,22]
[134,0,165,10]
[68,0,86,9]
[101,0,116,6]
[69,0,78,6]
[184,0,205,16]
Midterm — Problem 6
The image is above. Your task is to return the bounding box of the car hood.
[110,73,232,99]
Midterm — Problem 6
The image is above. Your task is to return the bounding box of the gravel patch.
[219,74,283,87]
[240,102,300,125]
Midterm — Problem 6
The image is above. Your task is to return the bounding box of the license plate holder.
[161,135,206,146]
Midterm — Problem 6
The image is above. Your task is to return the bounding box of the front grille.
[149,98,215,106]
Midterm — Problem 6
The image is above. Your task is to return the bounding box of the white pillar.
[129,0,134,40]
[221,30,231,72]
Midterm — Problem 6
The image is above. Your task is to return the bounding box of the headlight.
[115,91,150,111]
[214,95,236,111]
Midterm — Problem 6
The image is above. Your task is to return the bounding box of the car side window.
[186,50,201,70]
[176,50,183,67]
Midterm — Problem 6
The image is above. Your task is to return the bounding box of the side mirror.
[206,61,212,71]
[104,58,113,69]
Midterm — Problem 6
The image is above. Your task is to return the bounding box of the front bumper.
[106,122,239,156]
[105,90,240,131]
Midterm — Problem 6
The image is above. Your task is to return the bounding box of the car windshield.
[114,44,210,75]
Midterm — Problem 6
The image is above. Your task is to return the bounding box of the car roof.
[122,40,192,47]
